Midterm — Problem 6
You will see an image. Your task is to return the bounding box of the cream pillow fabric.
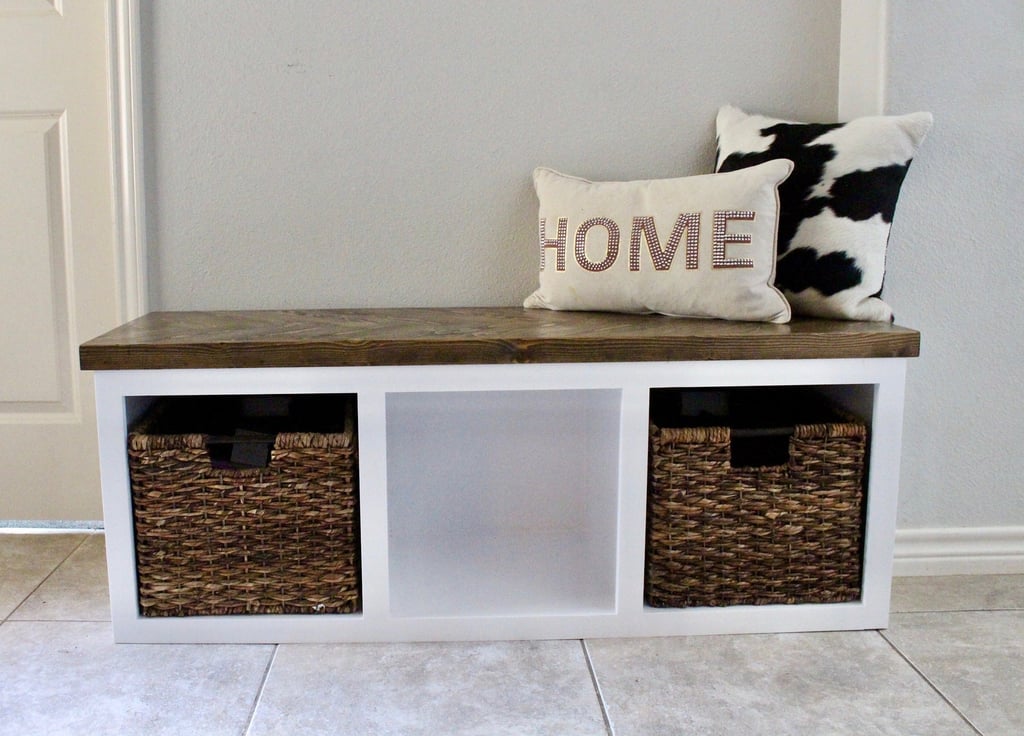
[524,161,793,323]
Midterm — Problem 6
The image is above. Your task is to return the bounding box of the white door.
[0,0,121,521]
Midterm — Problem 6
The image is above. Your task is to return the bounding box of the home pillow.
[523,161,793,324]
[715,105,933,321]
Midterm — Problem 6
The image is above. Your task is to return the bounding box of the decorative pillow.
[523,161,793,324]
[715,105,933,321]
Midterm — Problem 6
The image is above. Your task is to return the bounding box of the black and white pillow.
[715,106,932,321]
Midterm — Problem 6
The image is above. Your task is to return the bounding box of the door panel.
[0,113,72,411]
[0,2,119,520]
[1,1,61,17]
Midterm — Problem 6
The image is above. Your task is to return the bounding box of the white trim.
[0,524,103,533]
[894,527,1024,576]
[838,0,888,120]
[108,0,148,321]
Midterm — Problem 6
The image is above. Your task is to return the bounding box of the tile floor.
[1,532,1021,735]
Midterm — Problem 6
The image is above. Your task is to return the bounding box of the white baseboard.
[894,526,1024,576]
[0,521,104,532]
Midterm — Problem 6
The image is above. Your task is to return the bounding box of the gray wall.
[140,1,1023,531]
[885,0,1024,529]
[141,0,840,310]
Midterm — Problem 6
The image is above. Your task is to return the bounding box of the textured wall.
[885,0,1024,527]
[138,1,1024,532]
[141,1,840,310]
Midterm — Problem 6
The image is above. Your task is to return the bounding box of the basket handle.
[730,426,794,468]
[206,432,276,470]
[730,427,795,440]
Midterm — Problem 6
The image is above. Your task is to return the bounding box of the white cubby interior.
[385,389,621,618]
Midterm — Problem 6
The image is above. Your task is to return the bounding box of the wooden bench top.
[78,307,920,370]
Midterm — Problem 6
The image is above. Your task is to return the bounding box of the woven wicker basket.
[646,392,866,608]
[128,396,360,617]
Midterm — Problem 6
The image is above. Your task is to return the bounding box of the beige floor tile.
[0,621,273,736]
[884,611,1024,736]
[587,632,976,736]
[249,640,607,736]
[0,533,85,620]
[891,574,1024,613]
[11,533,110,621]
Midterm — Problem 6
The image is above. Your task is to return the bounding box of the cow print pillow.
[715,106,932,321]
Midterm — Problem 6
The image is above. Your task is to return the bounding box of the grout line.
[242,644,279,736]
[876,631,984,736]
[581,639,615,736]
[2,534,90,625]
[892,607,1024,614]
[4,617,111,623]
[5,615,111,622]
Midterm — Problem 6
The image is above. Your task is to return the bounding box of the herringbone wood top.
[79,307,920,370]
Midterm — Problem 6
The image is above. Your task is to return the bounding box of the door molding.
[108,0,147,321]
[838,0,888,120]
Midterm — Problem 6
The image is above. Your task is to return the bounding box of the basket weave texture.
[128,399,359,617]
[646,411,866,608]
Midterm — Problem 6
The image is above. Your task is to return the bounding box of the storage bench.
[79,307,919,643]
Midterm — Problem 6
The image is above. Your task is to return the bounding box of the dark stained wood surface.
[79,307,920,370]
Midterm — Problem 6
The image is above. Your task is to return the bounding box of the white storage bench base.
[80,308,919,644]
